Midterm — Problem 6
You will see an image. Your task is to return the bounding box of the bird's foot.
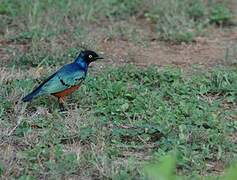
[59,103,67,112]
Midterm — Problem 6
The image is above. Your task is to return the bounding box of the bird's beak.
[96,56,104,60]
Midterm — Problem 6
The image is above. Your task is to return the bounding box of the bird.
[22,50,103,111]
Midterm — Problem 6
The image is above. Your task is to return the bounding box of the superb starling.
[22,50,103,110]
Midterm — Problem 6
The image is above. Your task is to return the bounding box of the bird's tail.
[22,87,41,102]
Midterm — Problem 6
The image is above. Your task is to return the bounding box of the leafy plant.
[144,154,237,180]
[0,161,4,176]
[210,4,233,24]
[144,154,177,180]
[19,144,78,178]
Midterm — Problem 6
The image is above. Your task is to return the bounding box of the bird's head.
[77,50,103,64]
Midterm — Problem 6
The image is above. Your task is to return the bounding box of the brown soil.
[1,25,237,71]
[99,26,237,69]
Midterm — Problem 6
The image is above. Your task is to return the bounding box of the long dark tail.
[22,71,57,102]
[22,87,41,102]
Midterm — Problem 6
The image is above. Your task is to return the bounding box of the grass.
[0,0,237,179]
[146,0,234,42]
[0,0,234,47]
[1,65,237,179]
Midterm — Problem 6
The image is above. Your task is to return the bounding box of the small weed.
[0,161,4,176]
[210,4,233,25]
[143,154,237,179]
[18,144,78,178]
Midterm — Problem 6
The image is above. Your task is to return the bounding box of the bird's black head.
[77,50,103,64]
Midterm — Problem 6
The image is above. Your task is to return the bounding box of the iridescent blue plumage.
[22,50,103,104]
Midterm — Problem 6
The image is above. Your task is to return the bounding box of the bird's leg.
[58,97,66,111]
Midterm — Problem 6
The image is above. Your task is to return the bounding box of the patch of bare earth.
[99,27,237,70]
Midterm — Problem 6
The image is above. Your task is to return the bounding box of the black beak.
[96,56,104,60]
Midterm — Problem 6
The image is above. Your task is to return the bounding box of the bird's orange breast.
[52,85,80,98]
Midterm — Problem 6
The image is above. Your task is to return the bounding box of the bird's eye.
[89,55,92,58]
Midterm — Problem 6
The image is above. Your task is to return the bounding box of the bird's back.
[22,62,87,101]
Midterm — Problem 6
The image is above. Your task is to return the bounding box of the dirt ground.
[99,26,237,70]
[1,0,237,72]
[96,0,237,70]
[1,24,237,72]
[99,0,237,69]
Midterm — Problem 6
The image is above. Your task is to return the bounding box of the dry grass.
[0,0,237,179]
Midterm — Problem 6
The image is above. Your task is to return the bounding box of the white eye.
[89,55,92,58]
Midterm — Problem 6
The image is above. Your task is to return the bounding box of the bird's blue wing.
[38,63,86,95]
